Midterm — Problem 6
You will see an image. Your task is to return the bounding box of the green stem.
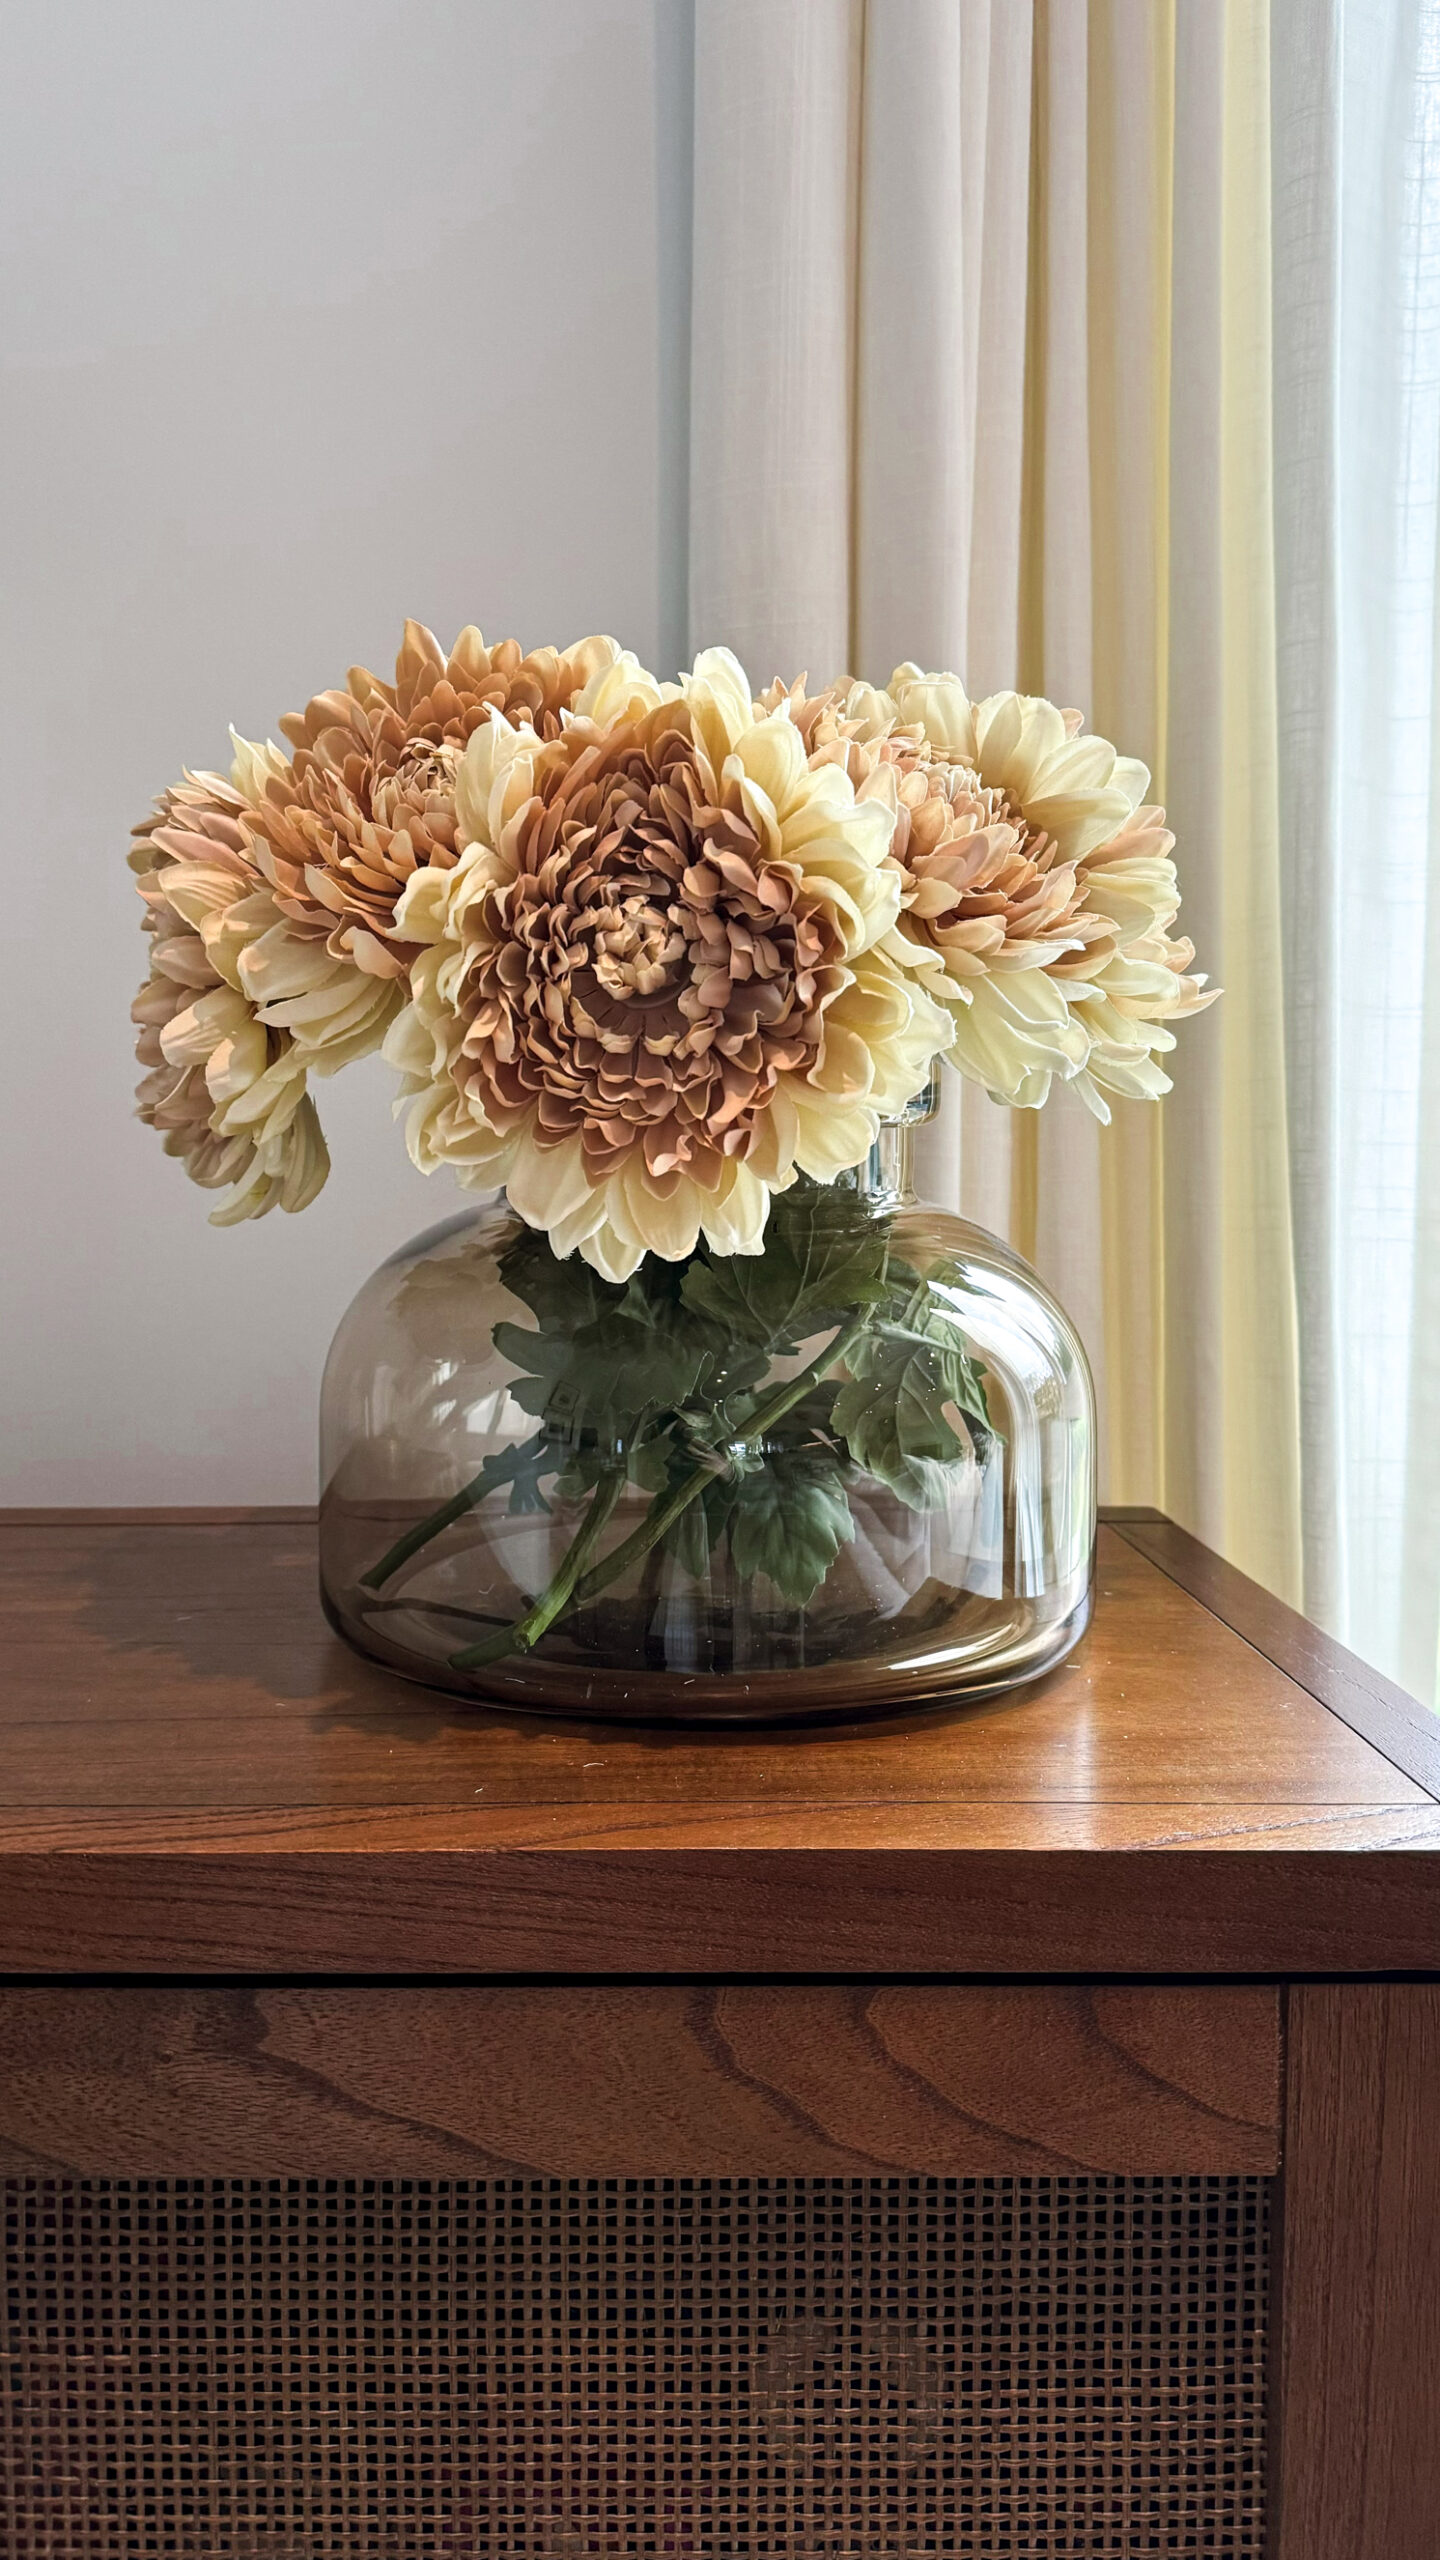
[632,1527,669,1653]
[568,1306,874,1612]
[446,1308,874,1677]
[872,1318,954,1352]
[359,1433,551,1591]
[448,1466,626,1669]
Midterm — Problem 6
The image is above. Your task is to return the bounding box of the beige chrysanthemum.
[229,622,621,1071]
[884,667,1216,1114]
[770,680,1099,1104]
[1051,801,1217,1111]
[384,649,949,1279]
[130,775,328,1222]
[775,667,1215,1116]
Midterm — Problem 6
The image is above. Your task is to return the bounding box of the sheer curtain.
[688,0,1304,1615]
[1273,0,1440,1704]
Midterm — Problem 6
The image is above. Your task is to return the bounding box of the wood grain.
[1,1801,1434,1852]
[0,1515,1433,1973]
[2,1850,1440,1976]
[1109,1514,1440,1799]
[1275,1985,1440,2560]
[0,1984,1279,2175]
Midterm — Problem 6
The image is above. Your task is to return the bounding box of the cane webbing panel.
[1,2174,1268,2557]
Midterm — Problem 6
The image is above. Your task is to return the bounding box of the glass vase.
[319,1099,1096,1723]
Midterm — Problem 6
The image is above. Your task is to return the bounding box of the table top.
[1,1508,1436,1977]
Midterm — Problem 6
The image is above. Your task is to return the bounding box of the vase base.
[322,1574,1093,1726]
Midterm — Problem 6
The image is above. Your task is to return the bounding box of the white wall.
[0,0,691,1501]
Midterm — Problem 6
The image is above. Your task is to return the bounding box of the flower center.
[587,889,688,999]
[372,739,460,827]
[923,763,1059,875]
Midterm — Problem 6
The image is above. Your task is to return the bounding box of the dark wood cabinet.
[0,1507,1436,2555]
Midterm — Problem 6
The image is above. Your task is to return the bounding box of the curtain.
[1272,0,1440,1704]
[688,0,1304,1616]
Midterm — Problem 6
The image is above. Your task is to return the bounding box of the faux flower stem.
[448,1466,626,1669]
[567,1310,874,1609]
[360,1431,550,1591]
[445,1309,874,1676]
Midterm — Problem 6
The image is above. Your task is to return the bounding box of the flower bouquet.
[132,626,1212,1719]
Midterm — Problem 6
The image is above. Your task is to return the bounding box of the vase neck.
[853,1076,939,1209]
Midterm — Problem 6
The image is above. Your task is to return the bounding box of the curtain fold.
[1017,0,1108,1475]
[688,0,861,683]
[1272,0,1440,1701]
[1162,0,1303,1601]
[1086,0,1174,1505]
[689,0,1440,1688]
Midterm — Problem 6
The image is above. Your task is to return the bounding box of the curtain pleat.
[950,1,1036,1238]
[852,2,967,682]
[1154,0,1228,1555]
[851,3,969,1214]
[1271,0,1344,1618]
[1162,0,1303,1597]
[1272,0,1440,1697]
[1017,1,1109,1466]
[1087,0,1174,1505]
[689,0,862,679]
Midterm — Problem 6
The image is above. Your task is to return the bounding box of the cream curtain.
[689,0,1302,1606]
[1272,0,1440,1702]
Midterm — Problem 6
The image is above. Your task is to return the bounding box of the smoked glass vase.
[319,1109,1096,1723]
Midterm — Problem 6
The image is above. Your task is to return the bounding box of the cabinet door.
[0,1982,1283,2557]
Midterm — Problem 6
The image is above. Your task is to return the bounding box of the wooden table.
[1,1505,1437,2557]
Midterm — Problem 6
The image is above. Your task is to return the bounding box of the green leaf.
[492,1225,737,1460]
[493,1210,802,1490]
[912,1262,999,1467]
[495,1309,717,1446]
[496,1221,616,1332]
[680,1176,892,1353]
[657,1440,854,1604]
[485,1198,996,1626]
[725,1446,856,1603]
[830,1267,996,1510]
[491,1320,570,1408]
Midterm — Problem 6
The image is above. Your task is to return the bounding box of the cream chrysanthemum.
[383,648,950,1279]
[130,774,328,1222]
[776,666,1215,1117]
[881,666,1216,1114]
[1052,802,1217,1112]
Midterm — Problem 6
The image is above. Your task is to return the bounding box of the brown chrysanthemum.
[238,621,618,978]
[462,704,858,1188]
[129,775,327,1220]
[387,649,946,1278]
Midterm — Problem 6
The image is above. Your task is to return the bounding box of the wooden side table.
[0,1506,1436,2556]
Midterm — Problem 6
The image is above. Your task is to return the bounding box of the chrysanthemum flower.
[775,667,1216,1117]
[1050,801,1218,1112]
[129,774,327,1222]
[384,649,950,1279]
[228,622,620,1071]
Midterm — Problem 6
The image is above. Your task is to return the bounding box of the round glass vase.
[319,1102,1096,1724]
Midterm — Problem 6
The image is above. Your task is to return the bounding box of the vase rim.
[881,1073,940,1130]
